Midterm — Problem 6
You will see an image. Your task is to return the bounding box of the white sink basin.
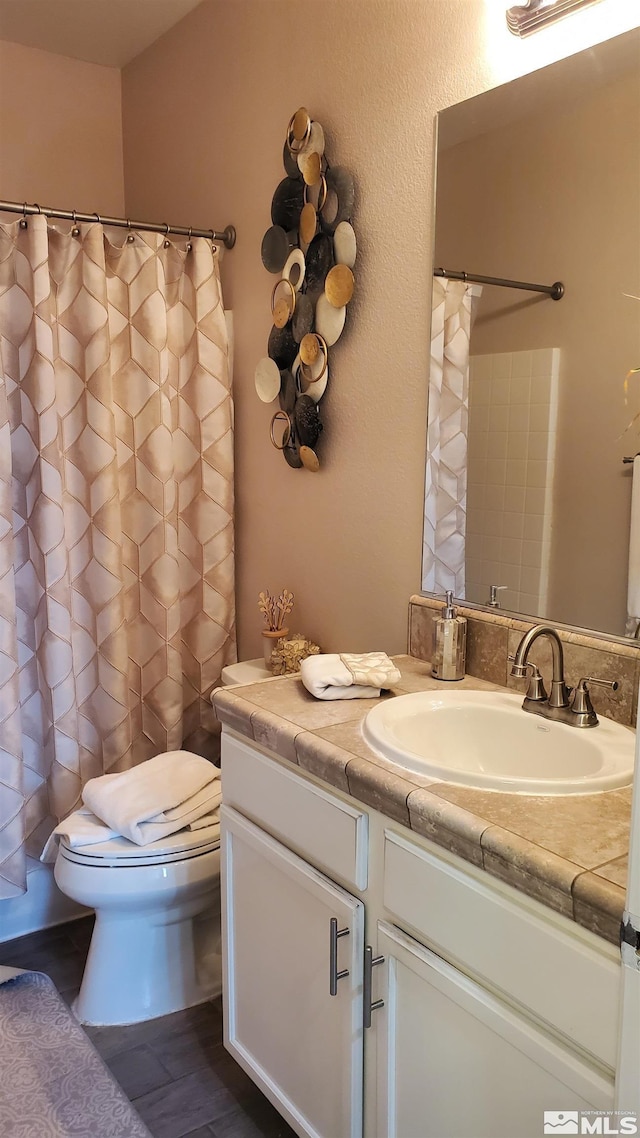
[362,690,635,795]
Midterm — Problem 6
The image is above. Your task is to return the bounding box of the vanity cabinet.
[375,922,612,1138]
[220,730,619,1138]
[222,806,364,1137]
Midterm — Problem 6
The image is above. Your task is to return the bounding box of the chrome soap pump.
[432,591,467,681]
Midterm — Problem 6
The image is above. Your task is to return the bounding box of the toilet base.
[75,898,222,1026]
[55,846,222,1026]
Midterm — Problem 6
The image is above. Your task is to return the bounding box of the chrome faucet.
[509,625,618,728]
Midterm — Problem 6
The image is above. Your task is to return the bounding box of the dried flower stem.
[258,588,294,631]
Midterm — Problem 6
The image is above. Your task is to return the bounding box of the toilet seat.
[59,821,220,868]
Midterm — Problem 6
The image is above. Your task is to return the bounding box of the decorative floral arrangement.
[258,588,294,632]
[271,633,320,676]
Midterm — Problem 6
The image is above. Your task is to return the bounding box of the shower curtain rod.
[0,199,236,249]
[433,267,564,301]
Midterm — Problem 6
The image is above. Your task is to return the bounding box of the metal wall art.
[256,106,357,472]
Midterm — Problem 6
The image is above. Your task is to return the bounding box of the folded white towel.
[80,751,221,845]
[40,805,220,863]
[40,809,120,862]
[300,652,401,700]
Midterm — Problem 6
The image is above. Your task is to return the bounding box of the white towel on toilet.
[40,751,222,860]
[40,809,123,862]
[40,805,219,862]
[82,751,221,845]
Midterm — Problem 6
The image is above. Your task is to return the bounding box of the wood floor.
[0,917,297,1138]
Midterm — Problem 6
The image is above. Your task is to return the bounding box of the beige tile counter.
[212,655,631,945]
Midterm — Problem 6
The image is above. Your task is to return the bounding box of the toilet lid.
[59,821,220,866]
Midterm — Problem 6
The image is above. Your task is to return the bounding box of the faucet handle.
[570,677,619,726]
[572,676,618,709]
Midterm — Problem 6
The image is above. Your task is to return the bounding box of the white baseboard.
[0,859,89,942]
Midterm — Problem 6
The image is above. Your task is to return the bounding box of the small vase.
[262,627,289,669]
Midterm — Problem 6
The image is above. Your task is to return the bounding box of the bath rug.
[0,970,152,1138]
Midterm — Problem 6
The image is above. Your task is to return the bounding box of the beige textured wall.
[121,0,499,660]
[0,40,124,212]
[122,0,466,659]
[435,69,640,636]
[2,2,638,661]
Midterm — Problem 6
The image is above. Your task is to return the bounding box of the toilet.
[53,661,269,1027]
[54,821,222,1026]
[221,658,272,685]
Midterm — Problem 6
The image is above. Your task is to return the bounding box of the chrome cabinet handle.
[363,945,385,1028]
[329,917,349,996]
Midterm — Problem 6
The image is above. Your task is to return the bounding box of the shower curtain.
[422,277,481,596]
[0,215,235,898]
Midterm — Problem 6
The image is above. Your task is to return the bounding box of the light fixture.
[506,0,604,37]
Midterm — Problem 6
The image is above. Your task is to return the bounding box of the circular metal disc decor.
[325,264,354,308]
[291,293,314,343]
[261,225,295,274]
[257,106,357,470]
[255,357,282,403]
[333,221,357,268]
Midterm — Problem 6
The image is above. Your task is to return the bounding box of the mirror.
[423,28,640,640]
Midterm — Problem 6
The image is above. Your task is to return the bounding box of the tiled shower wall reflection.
[466,347,559,615]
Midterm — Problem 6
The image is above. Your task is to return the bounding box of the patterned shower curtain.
[0,215,235,897]
[422,277,481,596]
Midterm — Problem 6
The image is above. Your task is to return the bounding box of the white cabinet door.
[374,922,614,1138]
[221,804,365,1138]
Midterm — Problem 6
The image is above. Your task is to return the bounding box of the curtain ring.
[19,202,28,229]
[126,218,135,243]
[163,223,170,248]
[93,212,102,225]
[33,203,41,214]
[71,209,80,237]
[186,226,193,252]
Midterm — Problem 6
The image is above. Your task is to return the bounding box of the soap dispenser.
[432,591,467,681]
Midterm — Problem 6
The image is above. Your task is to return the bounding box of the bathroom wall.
[120,0,640,662]
[0,39,124,211]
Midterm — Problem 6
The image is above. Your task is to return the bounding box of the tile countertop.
[212,655,631,946]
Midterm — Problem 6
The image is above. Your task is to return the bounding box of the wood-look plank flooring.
[0,917,297,1138]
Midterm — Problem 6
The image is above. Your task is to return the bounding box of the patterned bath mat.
[0,970,152,1138]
